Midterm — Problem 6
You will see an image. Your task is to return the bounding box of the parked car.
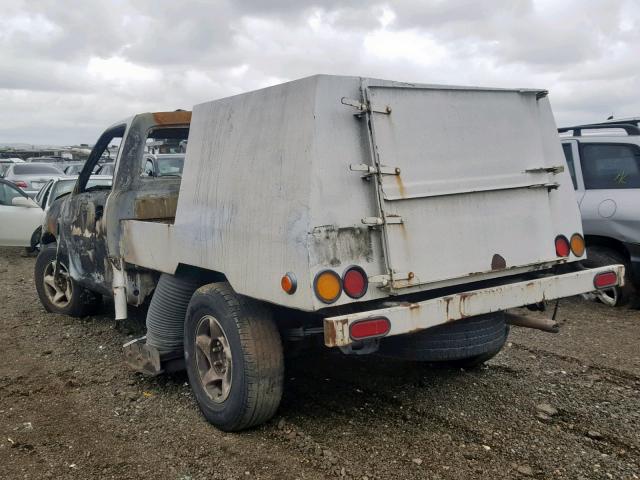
[63,162,86,175]
[559,120,640,305]
[0,157,25,177]
[26,156,67,163]
[142,153,185,177]
[36,76,623,432]
[37,175,112,215]
[3,163,64,197]
[0,178,43,249]
[94,163,115,176]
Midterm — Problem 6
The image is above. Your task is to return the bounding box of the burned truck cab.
[41,111,191,308]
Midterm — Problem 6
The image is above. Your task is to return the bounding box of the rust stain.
[310,225,373,266]
[152,111,192,125]
[458,292,477,318]
[394,174,407,199]
[134,195,178,219]
[491,253,506,270]
[443,296,453,320]
[324,318,348,347]
[323,320,337,346]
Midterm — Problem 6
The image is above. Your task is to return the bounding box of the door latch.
[350,164,400,176]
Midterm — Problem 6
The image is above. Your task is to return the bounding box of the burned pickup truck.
[35,75,624,431]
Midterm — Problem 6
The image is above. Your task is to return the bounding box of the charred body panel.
[52,112,190,303]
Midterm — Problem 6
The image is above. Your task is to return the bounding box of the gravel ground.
[1,246,639,480]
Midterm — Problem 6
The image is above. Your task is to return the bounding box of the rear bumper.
[324,265,624,347]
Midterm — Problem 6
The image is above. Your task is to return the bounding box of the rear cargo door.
[363,84,562,290]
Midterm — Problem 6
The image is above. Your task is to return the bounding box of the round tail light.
[555,235,570,257]
[342,266,368,299]
[313,270,342,304]
[281,272,297,294]
[570,233,585,257]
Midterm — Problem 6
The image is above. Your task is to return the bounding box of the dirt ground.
[1,247,639,480]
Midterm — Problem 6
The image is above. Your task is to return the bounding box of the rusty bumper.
[324,265,625,347]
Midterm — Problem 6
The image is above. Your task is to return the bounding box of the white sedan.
[0,179,43,248]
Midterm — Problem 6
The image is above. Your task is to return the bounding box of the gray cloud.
[0,0,638,144]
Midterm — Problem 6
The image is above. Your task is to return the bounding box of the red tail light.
[555,235,570,257]
[14,180,28,189]
[342,266,368,299]
[350,317,390,341]
[594,271,617,289]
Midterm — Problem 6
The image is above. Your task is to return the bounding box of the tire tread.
[185,282,283,431]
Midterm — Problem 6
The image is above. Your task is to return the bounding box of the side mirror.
[12,196,40,208]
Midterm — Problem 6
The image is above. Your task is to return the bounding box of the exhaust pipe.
[504,313,559,333]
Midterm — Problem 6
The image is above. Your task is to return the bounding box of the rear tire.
[582,246,635,307]
[379,312,508,366]
[34,244,102,317]
[184,282,284,431]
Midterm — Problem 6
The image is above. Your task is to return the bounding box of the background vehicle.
[3,163,64,197]
[36,76,623,432]
[35,175,113,250]
[0,157,25,177]
[26,156,67,163]
[0,178,43,248]
[37,174,113,213]
[63,162,86,175]
[94,163,115,176]
[559,120,640,305]
[142,153,185,177]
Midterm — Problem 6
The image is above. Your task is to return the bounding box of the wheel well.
[174,263,227,285]
[584,235,630,260]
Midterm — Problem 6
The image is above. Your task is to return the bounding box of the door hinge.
[367,274,391,287]
[350,163,401,176]
[525,165,565,174]
[361,215,403,226]
[341,97,392,115]
[368,271,415,288]
[527,182,560,191]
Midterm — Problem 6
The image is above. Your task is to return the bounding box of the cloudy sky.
[1,0,639,145]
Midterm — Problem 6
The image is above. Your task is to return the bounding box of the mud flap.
[123,336,186,376]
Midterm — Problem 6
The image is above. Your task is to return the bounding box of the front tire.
[184,282,284,431]
[34,244,101,316]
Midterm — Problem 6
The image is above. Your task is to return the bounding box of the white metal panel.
[169,76,319,310]
[122,75,585,311]
[365,85,579,289]
[121,220,179,274]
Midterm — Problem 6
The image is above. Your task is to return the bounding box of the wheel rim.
[194,315,233,403]
[43,260,73,308]
[596,287,618,307]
